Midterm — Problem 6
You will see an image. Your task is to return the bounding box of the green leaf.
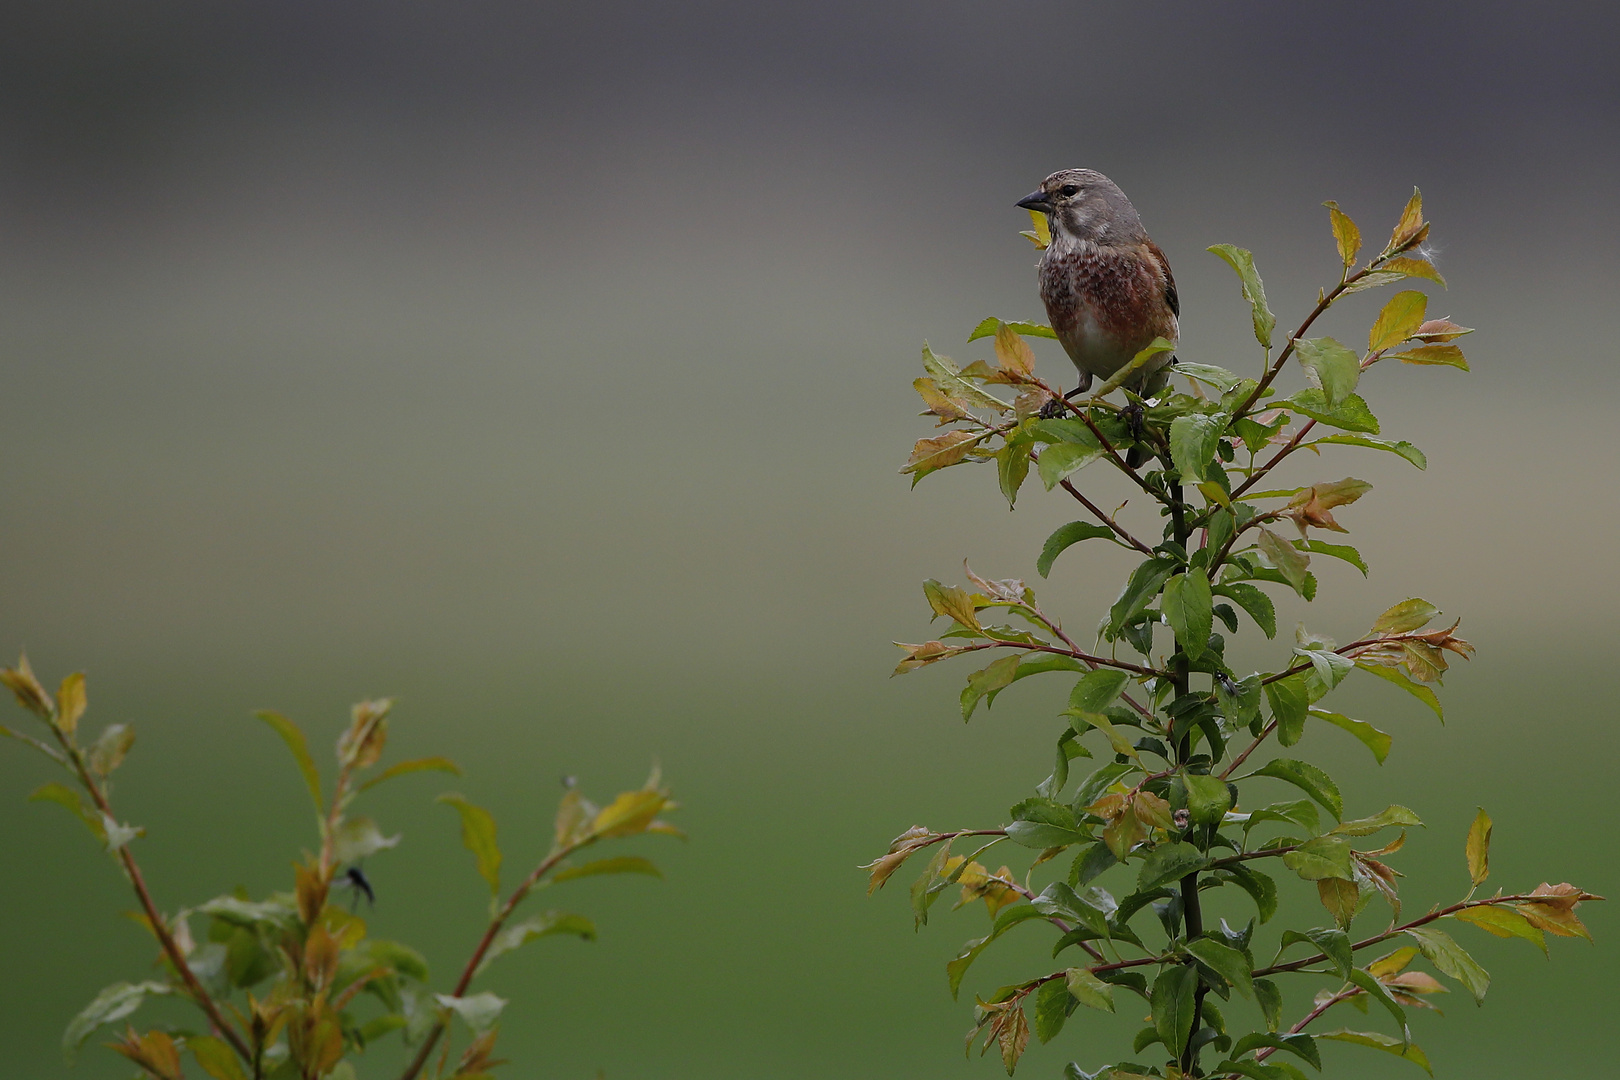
[1372,598,1440,635]
[1404,925,1490,1004]
[87,723,136,776]
[1299,539,1367,576]
[1265,675,1310,747]
[553,855,663,883]
[188,1034,247,1080]
[1252,759,1342,820]
[1039,441,1107,491]
[1186,938,1254,999]
[1170,412,1227,484]
[1368,291,1428,353]
[1072,710,1141,763]
[1355,662,1443,722]
[256,711,323,816]
[1302,709,1393,767]
[1295,337,1361,408]
[1312,434,1426,469]
[1223,864,1278,923]
[962,654,1022,721]
[1137,842,1211,893]
[1280,927,1353,978]
[1257,529,1311,598]
[1108,558,1177,637]
[473,911,596,975]
[1230,1032,1321,1070]
[1294,648,1353,692]
[62,981,171,1061]
[1151,965,1199,1058]
[1391,344,1469,369]
[359,756,462,792]
[332,816,401,863]
[1242,799,1320,836]
[1038,522,1117,578]
[437,794,502,896]
[29,781,105,842]
[1317,1030,1433,1074]
[434,991,507,1033]
[1283,835,1354,881]
[947,906,1047,998]
[1066,967,1116,1013]
[1452,904,1546,954]
[1175,362,1245,392]
[968,318,1058,343]
[1332,805,1421,836]
[1213,583,1276,638]
[1185,773,1232,827]
[1034,978,1072,1044]
[1032,881,1117,937]
[1348,968,1410,1042]
[368,939,430,982]
[1208,244,1276,347]
[997,439,1032,508]
[1216,673,1262,729]
[1162,569,1214,661]
[1255,979,1283,1031]
[1285,389,1380,434]
[1070,669,1130,714]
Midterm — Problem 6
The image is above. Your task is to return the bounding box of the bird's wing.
[1148,240,1179,318]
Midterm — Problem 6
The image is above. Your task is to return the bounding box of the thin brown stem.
[396,842,586,1080]
[1250,986,1360,1066]
[1057,477,1155,556]
[1026,604,1156,723]
[955,639,1169,679]
[53,732,255,1065]
[1252,892,1554,978]
[1228,419,1318,502]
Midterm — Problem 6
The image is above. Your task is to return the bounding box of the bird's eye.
[1059,184,1081,197]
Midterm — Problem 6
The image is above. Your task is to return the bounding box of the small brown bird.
[1016,169,1179,397]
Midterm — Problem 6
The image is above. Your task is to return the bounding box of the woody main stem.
[1166,480,1208,1076]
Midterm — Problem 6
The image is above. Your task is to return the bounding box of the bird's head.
[1017,169,1145,246]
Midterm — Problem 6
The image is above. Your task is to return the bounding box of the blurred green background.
[1,3,1615,1077]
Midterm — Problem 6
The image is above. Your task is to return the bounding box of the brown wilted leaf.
[1133,790,1174,831]
[914,376,973,422]
[1520,882,1603,940]
[1285,477,1372,534]
[892,639,962,675]
[994,321,1036,380]
[0,654,54,718]
[110,1027,184,1080]
[963,562,1027,604]
[901,430,983,477]
[1411,318,1473,343]
[1387,188,1427,254]
[860,826,936,894]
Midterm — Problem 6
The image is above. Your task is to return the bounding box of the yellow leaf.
[900,430,983,476]
[1368,290,1428,353]
[1387,187,1425,253]
[55,672,87,737]
[591,786,672,840]
[993,321,1035,379]
[0,653,54,718]
[1323,200,1361,268]
[1465,807,1491,886]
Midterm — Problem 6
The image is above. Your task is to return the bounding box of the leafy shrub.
[867,191,1601,1079]
[2,660,677,1079]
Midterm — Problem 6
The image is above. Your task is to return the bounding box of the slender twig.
[1209,845,1299,869]
[397,842,585,1080]
[953,639,1169,679]
[1060,477,1155,556]
[1247,986,1361,1068]
[51,731,255,1064]
[1229,419,1319,502]
[1024,603,1156,723]
[1251,892,1556,978]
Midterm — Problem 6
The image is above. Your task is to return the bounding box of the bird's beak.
[1016,189,1053,214]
